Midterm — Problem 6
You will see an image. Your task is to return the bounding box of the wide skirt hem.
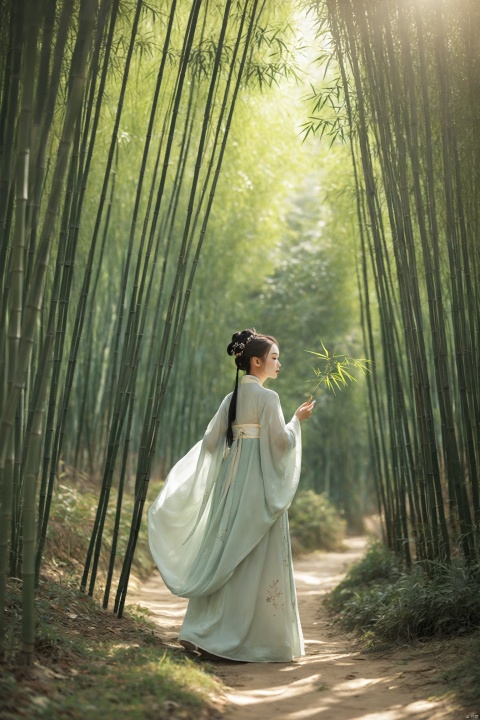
[178,633,303,664]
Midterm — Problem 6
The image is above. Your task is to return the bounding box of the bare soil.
[129,537,463,720]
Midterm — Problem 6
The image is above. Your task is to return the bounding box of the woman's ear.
[252,356,261,367]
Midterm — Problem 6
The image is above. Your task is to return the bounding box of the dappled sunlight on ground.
[129,538,456,720]
[128,584,188,643]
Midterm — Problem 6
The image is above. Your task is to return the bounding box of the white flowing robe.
[148,374,305,662]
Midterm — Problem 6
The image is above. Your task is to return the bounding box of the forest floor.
[130,536,471,720]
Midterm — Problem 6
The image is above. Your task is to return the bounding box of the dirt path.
[128,538,456,720]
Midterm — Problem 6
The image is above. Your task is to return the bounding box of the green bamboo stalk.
[433,4,479,540]
[81,0,178,596]
[35,0,122,581]
[328,0,479,564]
[115,0,258,617]
[0,0,24,256]
[376,4,450,560]
[87,0,203,597]
[328,0,429,561]
[0,0,38,649]
[359,2,446,559]
[35,119,82,582]
[142,79,199,422]
[0,0,97,462]
[0,0,25,415]
[25,0,56,286]
[102,364,135,609]
[130,79,201,497]
[28,0,107,505]
[7,0,40,576]
[21,341,52,665]
[403,2,473,558]
[74,145,118,473]
[326,5,392,545]
[25,0,75,290]
[0,0,97,652]
[331,2,406,551]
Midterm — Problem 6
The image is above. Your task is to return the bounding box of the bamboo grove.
[0,0,300,662]
[4,0,478,669]
[321,0,480,566]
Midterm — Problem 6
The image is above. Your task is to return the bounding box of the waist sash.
[232,423,261,440]
[222,423,261,498]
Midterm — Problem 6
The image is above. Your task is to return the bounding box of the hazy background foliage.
[61,3,370,527]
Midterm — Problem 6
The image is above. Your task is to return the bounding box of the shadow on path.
[129,537,455,720]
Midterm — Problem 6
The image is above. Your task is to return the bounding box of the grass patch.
[440,633,480,708]
[327,539,480,643]
[2,468,223,719]
[44,466,161,586]
[289,489,345,554]
[1,572,223,720]
[326,539,480,708]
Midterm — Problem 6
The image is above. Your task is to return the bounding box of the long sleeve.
[259,390,302,515]
[203,395,229,454]
[147,396,230,595]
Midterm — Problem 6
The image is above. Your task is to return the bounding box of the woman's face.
[253,343,281,382]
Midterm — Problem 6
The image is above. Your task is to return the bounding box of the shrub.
[374,563,480,641]
[327,539,480,643]
[338,538,402,586]
[289,489,345,554]
[44,470,162,584]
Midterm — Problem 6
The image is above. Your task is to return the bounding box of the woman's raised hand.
[295,398,316,421]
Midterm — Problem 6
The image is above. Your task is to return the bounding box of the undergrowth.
[1,572,222,720]
[44,467,161,587]
[289,489,345,554]
[1,469,222,720]
[440,633,480,707]
[327,539,480,643]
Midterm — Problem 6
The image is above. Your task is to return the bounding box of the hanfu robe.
[148,374,305,662]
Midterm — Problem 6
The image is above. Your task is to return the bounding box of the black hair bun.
[227,331,241,356]
[226,329,256,357]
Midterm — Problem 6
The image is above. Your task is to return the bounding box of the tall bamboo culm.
[0,0,289,660]
[324,0,480,566]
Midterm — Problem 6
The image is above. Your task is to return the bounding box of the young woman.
[148,329,315,662]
